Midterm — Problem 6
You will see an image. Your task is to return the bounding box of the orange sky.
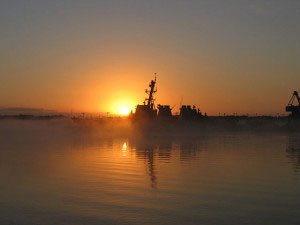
[0,1,299,115]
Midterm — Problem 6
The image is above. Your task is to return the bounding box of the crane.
[286,91,300,117]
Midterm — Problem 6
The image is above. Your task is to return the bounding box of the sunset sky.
[1,0,299,115]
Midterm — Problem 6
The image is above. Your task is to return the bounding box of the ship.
[132,74,205,122]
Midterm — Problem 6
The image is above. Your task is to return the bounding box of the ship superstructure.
[134,74,158,120]
[133,74,205,121]
[157,104,172,120]
[180,105,203,120]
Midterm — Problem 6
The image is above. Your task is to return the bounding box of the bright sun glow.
[119,106,130,116]
[109,97,135,116]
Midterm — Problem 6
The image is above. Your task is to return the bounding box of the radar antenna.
[145,73,157,110]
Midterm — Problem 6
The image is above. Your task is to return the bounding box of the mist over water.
[1,119,300,225]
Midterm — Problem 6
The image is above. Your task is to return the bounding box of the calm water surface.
[1,121,300,225]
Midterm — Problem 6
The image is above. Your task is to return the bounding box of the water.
[1,120,300,225]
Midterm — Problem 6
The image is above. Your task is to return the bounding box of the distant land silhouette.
[0,107,109,117]
[0,107,58,116]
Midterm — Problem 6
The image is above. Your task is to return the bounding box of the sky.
[0,0,299,115]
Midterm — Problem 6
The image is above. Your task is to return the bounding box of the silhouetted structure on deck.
[180,105,203,120]
[286,91,300,118]
[157,104,172,120]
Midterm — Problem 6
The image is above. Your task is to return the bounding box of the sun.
[119,106,130,116]
[109,98,135,116]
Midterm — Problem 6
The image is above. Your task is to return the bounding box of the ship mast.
[145,73,157,110]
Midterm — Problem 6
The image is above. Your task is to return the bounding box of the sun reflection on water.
[122,142,127,157]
